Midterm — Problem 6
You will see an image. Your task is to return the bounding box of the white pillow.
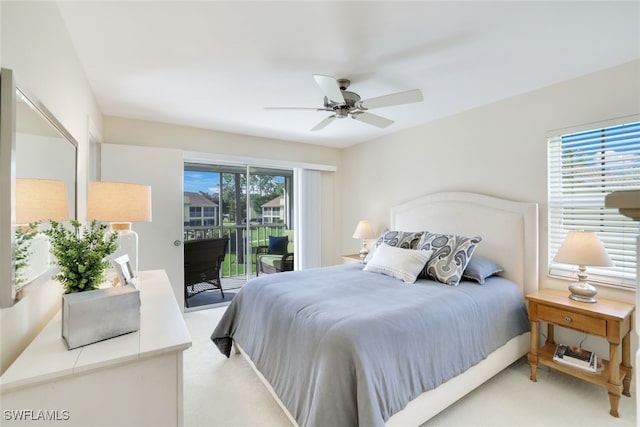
[364,229,424,263]
[363,243,433,284]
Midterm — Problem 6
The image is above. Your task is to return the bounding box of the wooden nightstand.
[342,254,363,264]
[526,289,635,417]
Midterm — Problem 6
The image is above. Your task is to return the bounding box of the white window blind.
[548,121,640,288]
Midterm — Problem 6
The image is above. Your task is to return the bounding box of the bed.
[211,191,539,426]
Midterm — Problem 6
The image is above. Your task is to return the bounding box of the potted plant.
[44,219,118,293]
[44,219,141,349]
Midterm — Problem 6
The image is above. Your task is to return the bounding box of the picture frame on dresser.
[112,254,133,286]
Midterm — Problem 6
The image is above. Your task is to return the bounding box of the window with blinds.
[548,121,640,288]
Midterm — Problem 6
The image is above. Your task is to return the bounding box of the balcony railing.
[184,223,287,278]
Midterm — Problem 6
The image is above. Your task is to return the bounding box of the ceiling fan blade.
[313,74,345,104]
[265,107,330,111]
[358,89,423,110]
[311,115,336,131]
[352,112,394,128]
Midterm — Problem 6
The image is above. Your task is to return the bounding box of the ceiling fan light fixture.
[335,107,350,118]
[268,74,423,131]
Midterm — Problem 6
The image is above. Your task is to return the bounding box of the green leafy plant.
[44,219,118,294]
[15,223,40,288]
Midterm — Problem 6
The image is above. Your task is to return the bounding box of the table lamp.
[352,220,375,261]
[553,230,613,303]
[87,181,152,275]
[16,178,69,225]
[15,178,69,286]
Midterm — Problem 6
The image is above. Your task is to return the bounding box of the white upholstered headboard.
[391,192,539,295]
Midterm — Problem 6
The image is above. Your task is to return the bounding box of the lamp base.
[568,293,597,303]
[107,223,139,276]
[359,240,369,262]
[568,278,598,303]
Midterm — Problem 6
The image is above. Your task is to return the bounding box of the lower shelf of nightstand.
[538,342,630,390]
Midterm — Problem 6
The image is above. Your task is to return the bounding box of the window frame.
[547,119,640,290]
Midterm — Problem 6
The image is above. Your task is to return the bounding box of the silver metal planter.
[62,284,140,350]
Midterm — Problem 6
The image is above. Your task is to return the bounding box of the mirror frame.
[0,68,78,308]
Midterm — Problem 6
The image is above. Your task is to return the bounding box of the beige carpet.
[184,307,637,427]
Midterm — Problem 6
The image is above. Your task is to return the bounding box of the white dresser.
[0,270,192,426]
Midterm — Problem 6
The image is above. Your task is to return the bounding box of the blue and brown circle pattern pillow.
[416,232,482,285]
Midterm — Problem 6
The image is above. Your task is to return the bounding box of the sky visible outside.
[184,171,286,195]
[184,171,220,194]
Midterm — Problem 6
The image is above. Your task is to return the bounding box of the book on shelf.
[553,344,597,373]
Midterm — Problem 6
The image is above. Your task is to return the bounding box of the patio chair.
[256,230,294,275]
[184,237,229,307]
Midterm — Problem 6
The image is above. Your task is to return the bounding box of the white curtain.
[293,168,321,270]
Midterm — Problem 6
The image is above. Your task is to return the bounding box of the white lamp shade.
[86,181,152,222]
[352,220,375,239]
[553,230,613,267]
[16,178,69,224]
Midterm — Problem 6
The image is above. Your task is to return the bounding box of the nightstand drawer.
[538,305,606,336]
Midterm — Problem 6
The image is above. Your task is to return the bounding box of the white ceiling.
[57,1,640,148]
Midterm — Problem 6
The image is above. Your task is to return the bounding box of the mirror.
[0,68,78,307]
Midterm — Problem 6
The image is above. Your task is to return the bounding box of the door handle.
[173,240,182,247]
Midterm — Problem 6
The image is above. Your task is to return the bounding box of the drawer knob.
[564,316,572,323]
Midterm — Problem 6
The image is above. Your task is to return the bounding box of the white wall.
[0,2,102,373]
[341,60,640,359]
[102,116,343,267]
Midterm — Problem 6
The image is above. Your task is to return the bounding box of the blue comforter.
[211,263,529,427]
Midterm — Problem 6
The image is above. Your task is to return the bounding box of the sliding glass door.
[183,162,293,289]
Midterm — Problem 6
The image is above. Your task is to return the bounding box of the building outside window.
[261,196,285,224]
[184,192,219,227]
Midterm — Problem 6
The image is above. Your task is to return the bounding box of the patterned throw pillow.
[364,230,424,263]
[416,232,483,286]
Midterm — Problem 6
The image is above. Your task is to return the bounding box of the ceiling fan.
[265,74,424,131]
